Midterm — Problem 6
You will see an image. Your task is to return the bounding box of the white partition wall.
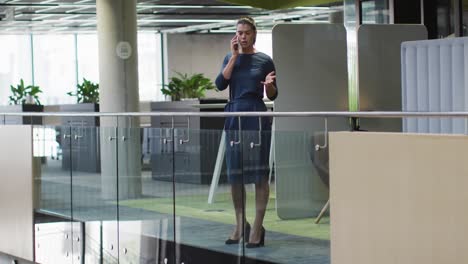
[402,37,468,134]
[0,126,34,261]
[358,24,427,131]
[273,24,348,219]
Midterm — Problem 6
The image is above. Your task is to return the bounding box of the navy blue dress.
[215,52,278,184]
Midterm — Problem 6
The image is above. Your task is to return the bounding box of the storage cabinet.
[60,103,100,173]
[150,99,227,184]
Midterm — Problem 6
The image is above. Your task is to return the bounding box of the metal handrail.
[1,111,468,118]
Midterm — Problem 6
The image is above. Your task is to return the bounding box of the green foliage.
[161,72,215,101]
[9,79,43,105]
[67,78,99,103]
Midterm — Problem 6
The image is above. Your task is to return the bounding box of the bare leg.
[250,178,269,243]
[229,183,246,240]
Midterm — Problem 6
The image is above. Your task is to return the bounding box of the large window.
[138,33,164,101]
[2,31,270,105]
[76,33,164,102]
[0,35,33,105]
[76,34,99,84]
[256,32,273,57]
[33,35,76,105]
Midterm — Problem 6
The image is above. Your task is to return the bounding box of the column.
[96,0,142,199]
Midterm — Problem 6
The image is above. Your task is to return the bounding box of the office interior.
[1,0,468,264]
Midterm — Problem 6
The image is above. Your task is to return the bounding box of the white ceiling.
[0,0,342,34]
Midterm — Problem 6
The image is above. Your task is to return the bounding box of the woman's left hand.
[261,71,276,88]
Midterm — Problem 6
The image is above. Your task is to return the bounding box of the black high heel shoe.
[225,222,251,245]
[246,226,265,248]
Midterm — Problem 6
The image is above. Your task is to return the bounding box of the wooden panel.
[330,132,468,264]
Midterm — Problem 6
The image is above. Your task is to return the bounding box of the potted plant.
[62,77,100,127]
[0,79,44,124]
[67,78,99,103]
[161,72,215,101]
[9,79,42,105]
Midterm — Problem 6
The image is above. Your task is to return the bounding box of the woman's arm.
[215,55,231,91]
[223,35,240,80]
[215,36,240,91]
[221,54,238,80]
[262,57,278,100]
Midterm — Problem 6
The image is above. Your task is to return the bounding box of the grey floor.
[35,160,330,264]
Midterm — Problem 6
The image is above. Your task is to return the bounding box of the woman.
[215,16,278,248]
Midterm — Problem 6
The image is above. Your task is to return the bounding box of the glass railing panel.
[243,129,330,264]
[71,125,113,221]
[34,125,72,217]
[33,125,73,263]
[117,127,175,264]
[14,113,468,264]
[173,127,243,264]
[34,123,119,263]
[73,125,119,263]
[241,116,346,264]
[240,126,275,258]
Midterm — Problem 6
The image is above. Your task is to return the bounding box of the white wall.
[0,126,35,261]
[166,33,232,99]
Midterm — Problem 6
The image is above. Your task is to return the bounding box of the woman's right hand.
[230,35,239,56]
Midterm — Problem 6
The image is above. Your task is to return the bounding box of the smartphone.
[233,36,239,50]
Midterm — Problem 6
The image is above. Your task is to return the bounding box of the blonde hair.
[237,16,257,43]
[237,16,257,31]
